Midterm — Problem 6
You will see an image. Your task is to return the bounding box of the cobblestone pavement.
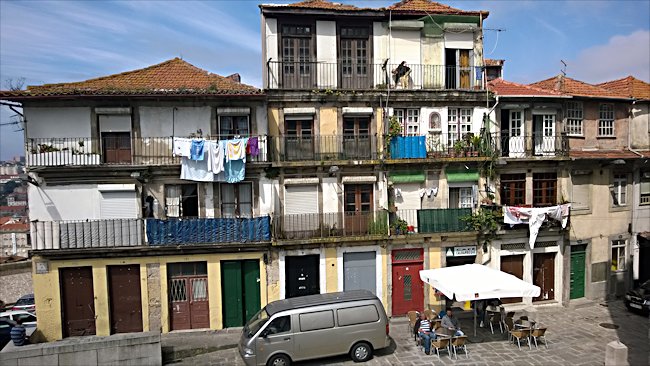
[175,300,649,366]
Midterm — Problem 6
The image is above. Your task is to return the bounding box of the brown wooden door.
[343,117,371,159]
[344,184,373,235]
[533,253,555,302]
[391,249,424,316]
[285,119,314,160]
[340,36,369,89]
[169,275,210,330]
[102,132,132,164]
[60,267,96,337]
[281,33,314,89]
[108,265,143,334]
[500,255,525,304]
[459,49,470,89]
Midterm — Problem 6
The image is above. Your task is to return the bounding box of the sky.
[1,0,649,160]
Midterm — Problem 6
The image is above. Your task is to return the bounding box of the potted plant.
[453,139,465,157]
[470,135,482,157]
[391,217,409,235]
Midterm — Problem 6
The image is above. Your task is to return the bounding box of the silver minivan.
[239,290,391,366]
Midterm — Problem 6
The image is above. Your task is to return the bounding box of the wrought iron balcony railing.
[25,135,269,167]
[267,61,484,91]
[273,211,388,240]
[494,133,569,158]
[269,134,379,162]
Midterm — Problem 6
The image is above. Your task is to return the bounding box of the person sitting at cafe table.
[441,308,464,336]
[417,312,436,355]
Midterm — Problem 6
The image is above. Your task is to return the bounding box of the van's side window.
[299,310,335,332]
[266,316,291,335]
[337,305,380,326]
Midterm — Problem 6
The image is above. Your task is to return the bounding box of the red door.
[169,276,210,330]
[391,249,424,316]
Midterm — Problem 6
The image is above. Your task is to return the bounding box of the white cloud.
[569,30,650,83]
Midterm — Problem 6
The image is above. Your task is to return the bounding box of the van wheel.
[350,342,373,362]
[266,354,291,366]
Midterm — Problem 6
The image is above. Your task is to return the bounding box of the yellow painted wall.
[319,107,338,155]
[426,247,443,312]
[380,247,389,308]
[33,252,266,342]
[268,107,280,136]
[324,247,338,293]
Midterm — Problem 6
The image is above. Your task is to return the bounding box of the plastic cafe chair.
[407,310,418,338]
[509,327,532,350]
[531,327,548,349]
[450,335,469,359]
[424,309,435,321]
[488,311,504,334]
[430,337,452,360]
[504,316,515,342]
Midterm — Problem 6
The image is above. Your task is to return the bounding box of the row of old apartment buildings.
[0,0,648,342]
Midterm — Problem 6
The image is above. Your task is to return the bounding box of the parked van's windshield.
[244,307,269,338]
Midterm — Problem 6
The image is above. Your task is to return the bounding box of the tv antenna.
[560,60,567,76]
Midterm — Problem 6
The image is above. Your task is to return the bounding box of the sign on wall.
[445,246,477,257]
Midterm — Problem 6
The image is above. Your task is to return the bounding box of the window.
[299,310,335,332]
[165,184,198,217]
[340,26,369,79]
[281,24,313,87]
[611,239,626,271]
[533,173,557,207]
[611,174,627,206]
[448,108,473,146]
[219,182,252,217]
[565,102,583,135]
[571,174,591,210]
[449,186,475,208]
[500,173,526,206]
[393,108,420,136]
[337,305,380,327]
[641,174,650,205]
[598,104,615,137]
[264,316,291,335]
[219,115,249,138]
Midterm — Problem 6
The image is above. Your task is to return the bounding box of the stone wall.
[147,263,162,333]
[0,232,29,258]
[0,260,32,306]
[0,332,162,366]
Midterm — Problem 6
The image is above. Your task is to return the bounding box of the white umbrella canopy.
[419,264,541,301]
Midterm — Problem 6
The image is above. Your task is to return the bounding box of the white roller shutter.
[101,191,138,219]
[394,183,422,211]
[284,185,318,214]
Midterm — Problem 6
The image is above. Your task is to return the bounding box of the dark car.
[624,279,650,315]
[0,318,17,349]
[12,294,35,313]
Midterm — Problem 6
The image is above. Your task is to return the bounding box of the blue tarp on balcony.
[146,216,271,245]
[390,136,426,159]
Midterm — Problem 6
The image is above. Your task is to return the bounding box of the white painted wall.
[99,115,131,132]
[265,18,279,89]
[372,22,388,87]
[29,184,101,221]
[259,176,274,216]
[316,20,337,88]
[139,106,211,137]
[322,178,340,213]
[390,29,421,87]
[254,105,268,135]
[24,107,91,138]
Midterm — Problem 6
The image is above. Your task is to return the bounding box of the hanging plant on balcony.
[384,115,402,156]
[390,217,409,235]
[460,207,501,250]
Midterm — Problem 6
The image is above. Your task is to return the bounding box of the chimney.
[226,73,241,83]
[554,74,565,92]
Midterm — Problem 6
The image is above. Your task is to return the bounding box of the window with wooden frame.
[611,173,627,206]
[219,182,253,218]
[640,174,650,206]
[165,184,198,217]
[448,108,473,145]
[532,172,557,207]
[340,26,369,78]
[449,186,475,208]
[611,239,626,271]
[281,24,313,76]
[598,104,615,137]
[219,115,249,139]
[500,173,526,206]
[565,101,583,136]
[344,184,373,213]
[392,108,419,136]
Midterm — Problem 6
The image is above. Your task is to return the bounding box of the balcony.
[386,134,492,160]
[393,208,472,234]
[31,216,271,250]
[494,133,569,158]
[25,135,269,167]
[274,211,388,240]
[267,61,484,91]
[270,135,378,162]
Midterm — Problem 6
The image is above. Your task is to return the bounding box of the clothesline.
[502,204,571,248]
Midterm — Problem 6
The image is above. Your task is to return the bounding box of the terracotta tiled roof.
[569,150,645,159]
[274,0,360,11]
[484,59,504,67]
[0,223,29,232]
[487,78,564,97]
[597,76,650,100]
[0,58,262,99]
[530,75,629,99]
[387,0,488,17]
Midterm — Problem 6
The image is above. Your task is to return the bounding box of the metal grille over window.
[403,275,412,300]
[536,241,558,248]
[170,279,187,302]
[502,243,526,250]
[394,249,422,261]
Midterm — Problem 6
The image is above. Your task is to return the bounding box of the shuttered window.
[100,191,137,219]
[285,185,318,214]
[571,174,591,210]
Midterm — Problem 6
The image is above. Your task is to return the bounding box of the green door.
[221,260,261,327]
[570,247,586,299]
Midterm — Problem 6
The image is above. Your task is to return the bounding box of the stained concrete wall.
[629,102,649,150]
[0,332,161,366]
[0,260,32,306]
[0,232,29,258]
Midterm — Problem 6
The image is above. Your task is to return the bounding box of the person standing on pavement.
[441,308,464,336]
[10,318,28,346]
[417,312,436,355]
